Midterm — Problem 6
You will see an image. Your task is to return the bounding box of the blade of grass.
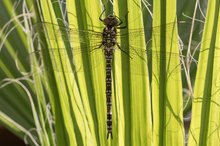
[188,0,220,145]
[34,0,78,145]
[152,0,184,145]
[115,0,152,145]
[67,0,105,145]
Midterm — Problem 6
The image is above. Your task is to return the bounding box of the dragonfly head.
[103,15,119,27]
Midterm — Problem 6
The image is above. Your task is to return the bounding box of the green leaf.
[151,0,184,145]
[115,0,152,145]
[188,0,220,145]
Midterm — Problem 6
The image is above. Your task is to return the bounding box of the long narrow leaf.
[188,0,220,145]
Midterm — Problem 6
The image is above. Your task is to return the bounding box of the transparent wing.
[118,21,191,41]
[29,46,183,82]
[33,22,103,47]
[115,45,184,81]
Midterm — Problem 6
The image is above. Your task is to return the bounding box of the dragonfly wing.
[118,21,192,47]
[33,22,103,47]
[29,45,105,73]
[114,43,183,80]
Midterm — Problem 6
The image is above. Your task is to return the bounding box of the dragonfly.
[32,10,188,139]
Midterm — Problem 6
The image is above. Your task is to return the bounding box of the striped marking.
[105,49,113,139]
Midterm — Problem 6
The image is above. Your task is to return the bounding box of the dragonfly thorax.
[102,27,117,48]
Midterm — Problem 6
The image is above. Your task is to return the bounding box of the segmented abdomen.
[105,49,113,139]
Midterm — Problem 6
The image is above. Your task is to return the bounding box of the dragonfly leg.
[89,44,103,53]
[116,43,132,59]
[99,7,106,22]
[116,11,129,29]
[93,43,103,50]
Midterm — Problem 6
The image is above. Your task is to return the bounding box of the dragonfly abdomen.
[105,49,114,139]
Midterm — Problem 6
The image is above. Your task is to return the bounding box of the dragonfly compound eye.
[103,17,119,27]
